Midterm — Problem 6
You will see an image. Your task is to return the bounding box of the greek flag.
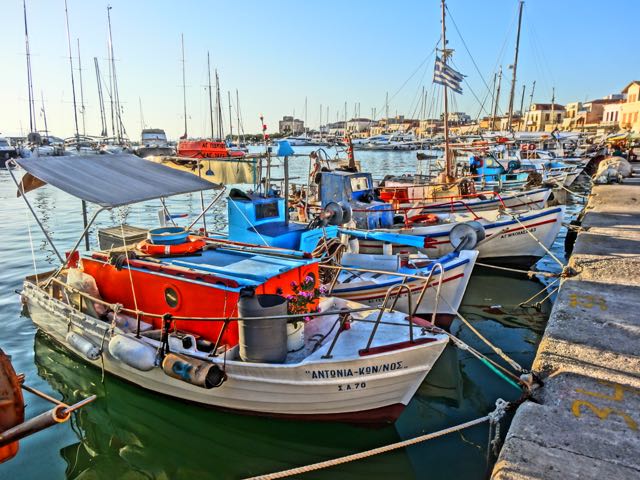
[433,56,464,94]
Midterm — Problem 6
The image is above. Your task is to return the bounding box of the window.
[635,112,639,122]
[545,113,550,121]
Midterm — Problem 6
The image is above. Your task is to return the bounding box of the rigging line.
[445,4,492,93]
[371,42,438,121]
[407,62,431,120]
[448,59,491,118]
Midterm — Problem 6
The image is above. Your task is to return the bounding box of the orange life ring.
[408,213,440,225]
[528,143,536,151]
[138,236,206,256]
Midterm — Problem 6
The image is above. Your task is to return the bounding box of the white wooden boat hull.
[359,206,564,266]
[22,283,447,423]
[331,250,478,315]
[400,188,551,214]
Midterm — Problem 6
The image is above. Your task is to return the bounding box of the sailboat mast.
[441,0,452,178]
[64,0,80,146]
[236,89,242,144]
[207,51,214,139]
[215,70,223,140]
[138,97,145,131]
[181,34,188,139]
[94,58,107,137]
[77,38,86,136]
[228,91,233,143]
[22,0,36,134]
[40,91,49,137]
[492,67,503,130]
[507,0,524,131]
[107,5,122,142]
[519,84,526,131]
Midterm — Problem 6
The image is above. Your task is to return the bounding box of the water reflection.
[34,332,416,480]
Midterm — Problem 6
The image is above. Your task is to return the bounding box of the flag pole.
[441,0,452,179]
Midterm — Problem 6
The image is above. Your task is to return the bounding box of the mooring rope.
[244,399,509,480]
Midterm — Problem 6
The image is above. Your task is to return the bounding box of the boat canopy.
[15,154,222,208]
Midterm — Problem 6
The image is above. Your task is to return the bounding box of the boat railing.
[322,261,445,356]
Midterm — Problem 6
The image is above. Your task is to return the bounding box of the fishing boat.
[11,154,449,423]
[177,140,244,159]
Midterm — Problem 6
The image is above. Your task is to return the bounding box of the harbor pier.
[492,175,640,479]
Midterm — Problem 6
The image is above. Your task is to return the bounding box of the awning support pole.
[7,160,64,263]
[187,187,227,231]
[81,200,89,250]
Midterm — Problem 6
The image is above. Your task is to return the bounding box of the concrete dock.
[492,177,640,479]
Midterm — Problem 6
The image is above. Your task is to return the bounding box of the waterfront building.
[619,81,640,132]
[345,118,372,133]
[278,116,305,135]
[523,103,565,132]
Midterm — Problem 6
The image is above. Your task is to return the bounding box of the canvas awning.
[16,154,223,208]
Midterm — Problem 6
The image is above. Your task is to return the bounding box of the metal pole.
[181,33,188,139]
[186,188,226,231]
[81,200,89,250]
[64,0,80,148]
[207,51,214,139]
[441,0,452,178]
[284,156,290,225]
[7,161,64,263]
[77,38,86,137]
[22,0,36,134]
[507,1,524,131]
[519,84,526,131]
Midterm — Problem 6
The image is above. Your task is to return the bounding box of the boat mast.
[519,84,526,131]
[138,97,145,131]
[551,87,556,130]
[506,0,524,131]
[107,5,123,142]
[40,91,49,137]
[207,51,214,139]
[319,104,323,142]
[236,89,242,144]
[94,57,108,137]
[228,91,233,143]
[441,0,452,178]
[181,34,188,139]
[22,0,37,134]
[64,0,80,147]
[491,67,502,131]
[215,70,223,140]
[77,39,86,137]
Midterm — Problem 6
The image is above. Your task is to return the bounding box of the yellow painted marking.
[571,400,638,431]
[568,293,607,311]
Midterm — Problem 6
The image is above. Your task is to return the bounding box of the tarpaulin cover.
[16,154,222,207]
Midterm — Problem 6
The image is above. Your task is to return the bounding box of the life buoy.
[137,236,206,256]
[520,143,528,151]
[528,143,536,151]
[408,213,440,225]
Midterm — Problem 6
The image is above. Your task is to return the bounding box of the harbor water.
[0,149,584,479]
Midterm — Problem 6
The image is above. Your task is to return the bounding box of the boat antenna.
[440,0,452,179]
[22,0,37,135]
[64,0,81,148]
[228,90,233,144]
[181,33,188,139]
[40,90,49,137]
[506,0,524,131]
[94,57,108,137]
[207,51,214,139]
[77,38,86,137]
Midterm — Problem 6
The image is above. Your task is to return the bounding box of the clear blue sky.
[1,0,638,139]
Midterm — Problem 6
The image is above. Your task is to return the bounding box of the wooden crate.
[98,225,148,251]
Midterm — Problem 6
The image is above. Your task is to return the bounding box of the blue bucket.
[148,227,189,245]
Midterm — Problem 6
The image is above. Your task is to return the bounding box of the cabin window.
[255,201,279,220]
[164,287,180,308]
[350,176,370,192]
